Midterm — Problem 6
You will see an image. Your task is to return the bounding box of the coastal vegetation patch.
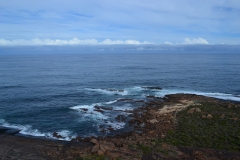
[161,101,240,151]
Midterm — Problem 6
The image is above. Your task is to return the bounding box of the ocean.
[0,51,240,140]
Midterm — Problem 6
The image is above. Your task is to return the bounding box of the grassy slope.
[135,101,240,158]
[163,102,240,151]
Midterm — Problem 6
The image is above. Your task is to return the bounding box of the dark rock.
[0,127,9,134]
[98,106,113,110]
[91,145,99,153]
[115,115,126,122]
[117,98,133,102]
[146,95,156,98]
[82,137,91,142]
[90,138,98,144]
[97,149,105,155]
[94,109,104,113]
[80,108,88,112]
[94,105,101,109]
[75,136,82,142]
[53,132,63,139]
[5,129,20,135]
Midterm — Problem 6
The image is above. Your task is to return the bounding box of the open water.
[0,52,240,140]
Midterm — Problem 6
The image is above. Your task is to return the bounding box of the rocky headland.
[1,94,240,160]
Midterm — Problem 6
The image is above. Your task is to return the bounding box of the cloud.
[0,38,152,46]
[164,41,173,45]
[182,38,209,44]
[0,1,240,44]
[101,39,151,45]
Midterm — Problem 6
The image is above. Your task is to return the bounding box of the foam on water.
[105,100,118,104]
[124,86,143,93]
[115,103,133,112]
[69,100,117,111]
[0,120,76,141]
[106,121,125,130]
[69,100,119,119]
[52,130,77,141]
[2,86,239,140]
[85,88,128,96]
[154,89,240,102]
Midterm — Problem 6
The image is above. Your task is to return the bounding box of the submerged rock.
[101,106,113,110]
[117,98,134,102]
[53,132,63,139]
[80,108,88,112]
[94,109,104,113]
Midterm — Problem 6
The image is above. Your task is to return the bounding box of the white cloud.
[101,39,151,45]
[0,38,152,46]
[182,38,209,44]
[164,41,173,45]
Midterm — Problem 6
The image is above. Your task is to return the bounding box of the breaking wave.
[154,89,240,102]
[85,88,128,96]
[0,120,76,141]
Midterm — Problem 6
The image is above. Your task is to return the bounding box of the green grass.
[75,155,111,160]
[160,102,240,151]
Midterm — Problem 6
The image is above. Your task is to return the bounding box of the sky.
[0,0,240,46]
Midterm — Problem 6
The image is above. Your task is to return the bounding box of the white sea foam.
[85,88,128,96]
[70,103,100,110]
[125,86,143,92]
[155,89,240,102]
[0,120,76,141]
[70,100,117,113]
[115,103,133,111]
[70,101,114,120]
[106,121,125,130]
[51,130,77,141]
[105,100,118,104]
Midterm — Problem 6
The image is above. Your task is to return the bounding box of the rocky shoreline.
[1,94,240,160]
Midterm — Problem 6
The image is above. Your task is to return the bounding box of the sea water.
[0,51,240,140]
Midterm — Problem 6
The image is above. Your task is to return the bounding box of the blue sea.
[0,50,240,140]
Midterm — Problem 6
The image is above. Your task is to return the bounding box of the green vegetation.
[76,155,111,160]
[78,101,240,159]
[160,102,240,151]
[134,101,240,157]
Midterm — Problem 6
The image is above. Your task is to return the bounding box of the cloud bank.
[182,38,209,45]
[0,38,152,46]
[0,1,239,44]
[0,37,211,46]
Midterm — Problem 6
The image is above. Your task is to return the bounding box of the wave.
[105,121,125,130]
[114,103,133,112]
[70,99,131,133]
[70,100,117,110]
[0,120,76,141]
[85,88,128,96]
[154,89,240,102]
[85,86,240,102]
[69,100,118,119]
